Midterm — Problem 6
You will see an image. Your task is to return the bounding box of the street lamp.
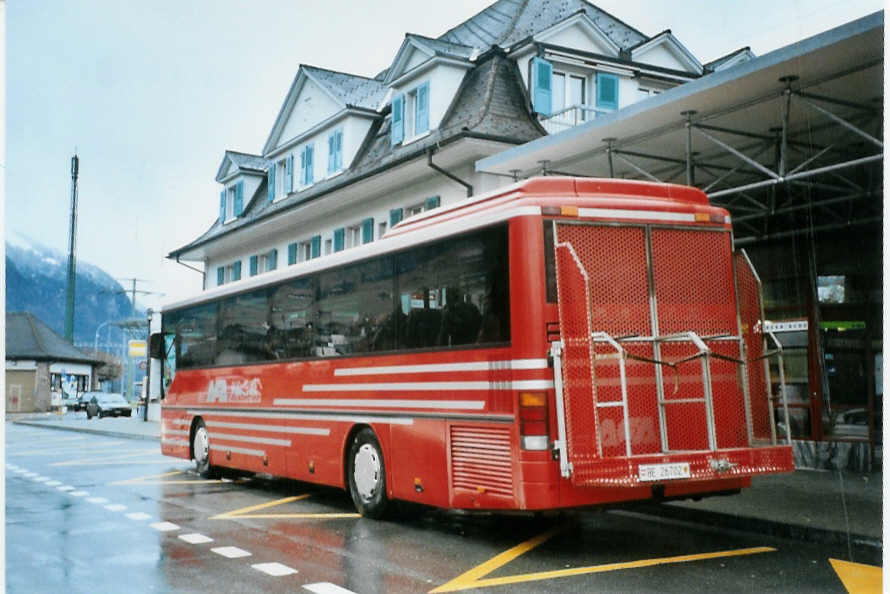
[93,320,114,354]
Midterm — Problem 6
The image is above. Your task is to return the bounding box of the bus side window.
[269,277,316,359]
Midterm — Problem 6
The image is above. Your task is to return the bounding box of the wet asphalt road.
[5,423,878,593]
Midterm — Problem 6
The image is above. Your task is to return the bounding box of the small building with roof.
[6,312,102,413]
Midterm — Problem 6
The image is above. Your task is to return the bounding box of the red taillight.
[519,392,549,450]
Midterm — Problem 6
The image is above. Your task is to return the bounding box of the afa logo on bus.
[205,377,263,403]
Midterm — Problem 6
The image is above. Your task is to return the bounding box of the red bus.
[151,177,793,518]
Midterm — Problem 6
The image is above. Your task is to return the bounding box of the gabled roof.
[215,151,268,182]
[704,47,756,73]
[385,34,476,84]
[169,51,545,260]
[262,65,388,156]
[439,0,647,51]
[629,29,703,74]
[6,312,100,364]
[303,66,389,110]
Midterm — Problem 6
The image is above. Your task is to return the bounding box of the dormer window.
[275,157,290,198]
[218,181,244,224]
[391,81,429,145]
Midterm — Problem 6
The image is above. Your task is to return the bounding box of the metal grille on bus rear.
[651,229,746,450]
[735,252,773,442]
[450,426,513,498]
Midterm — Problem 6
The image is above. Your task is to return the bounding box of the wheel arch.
[188,415,205,461]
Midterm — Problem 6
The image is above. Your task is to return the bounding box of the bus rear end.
[540,180,793,503]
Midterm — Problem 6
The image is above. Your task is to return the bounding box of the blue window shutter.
[234,182,243,216]
[425,195,440,210]
[389,208,403,226]
[362,218,374,244]
[391,94,404,145]
[288,242,297,265]
[305,145,313,184]
[531,57,553,116]
[249,255,258,276]
[333,228,345,252]
[217,266,224,286]
[232,261,241,281]
[335,131,342,170]
[287,155,294,193]
[299,149,306,186]
[311,235,321,259]
[327,134,335,173]
[268,249,278,271]
[219,190,226,223]
[267,163,276,201]
[416,82,429,134]
[596,72,619,110]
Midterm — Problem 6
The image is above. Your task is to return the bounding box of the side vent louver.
[450,426,513,497]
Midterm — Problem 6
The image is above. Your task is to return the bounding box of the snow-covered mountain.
[6,231,139,345]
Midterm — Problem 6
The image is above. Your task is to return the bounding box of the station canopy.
[476,13,883,245]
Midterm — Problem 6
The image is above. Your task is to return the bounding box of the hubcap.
[194,427,209,464]
[353,443,381,500]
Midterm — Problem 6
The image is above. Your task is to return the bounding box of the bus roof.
[160,177,718,313]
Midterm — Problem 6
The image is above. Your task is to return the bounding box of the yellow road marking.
[830,558,882,593]
[9,441,126,456]
[110,470,235,485]
[431,525,775,593]
[211,495,310,519]
[211,494,361,520]
[51,449,162,466]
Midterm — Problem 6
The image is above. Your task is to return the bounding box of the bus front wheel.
[347,428,389,519]
[192,419,216,478]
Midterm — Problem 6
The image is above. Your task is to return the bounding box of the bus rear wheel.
[347,428,389,519]
[192,419,217,479]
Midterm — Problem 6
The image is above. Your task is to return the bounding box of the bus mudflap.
[551,222,793,488]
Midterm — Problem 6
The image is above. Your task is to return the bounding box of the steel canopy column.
[682,111,696,186]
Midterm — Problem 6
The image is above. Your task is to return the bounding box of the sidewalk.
[9,413,882,549]
[10,411,160,442]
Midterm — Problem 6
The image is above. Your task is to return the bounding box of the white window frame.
[298,240,312,263]
[404,203,424,218]
[276,158,288,198]
[225,185,237,221]
[324,238,332,255]
[378,221,387,240]
[346,224,362,249]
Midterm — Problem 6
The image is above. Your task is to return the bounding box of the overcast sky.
[5,0,883,310]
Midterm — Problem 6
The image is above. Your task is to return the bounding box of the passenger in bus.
[439,287,482,346]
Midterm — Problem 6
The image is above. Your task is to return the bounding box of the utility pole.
[112,278,162,401]
[64,154,80,342]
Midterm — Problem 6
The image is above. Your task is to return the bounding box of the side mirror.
[149,333,164,359]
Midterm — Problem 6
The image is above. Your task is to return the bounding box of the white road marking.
[104,504,127,512]
[178,533,214,544]
[86,497,109,504]
[126,512,152,521]
[70,491,89,497]
[45,480,62,486]
[251,562,298,577]
[57,486,75,492]
[150,522,180,532]
[303,583,359,594]
[211,546,251,559]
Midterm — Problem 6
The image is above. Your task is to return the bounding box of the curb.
[631,503,882,551]
[13,420,160,442]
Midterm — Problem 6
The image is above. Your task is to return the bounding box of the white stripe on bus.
[162,429,189,436]
[210,432,291,447]
[163,439,190,447]
[206,420,330,436]
[300,380,554,392]
[274,398,485,410]
[209,444,265,457]
[577,207,697,222]
[333,358,549,376]
[187,409,415,426]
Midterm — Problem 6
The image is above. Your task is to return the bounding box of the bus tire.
[191,419,217,479]
[347,428,389,519]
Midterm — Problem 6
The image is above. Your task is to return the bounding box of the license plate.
[638,462,691,482]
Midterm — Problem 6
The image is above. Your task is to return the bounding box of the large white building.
[169,0,748,287]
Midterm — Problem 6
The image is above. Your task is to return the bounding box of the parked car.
[85,393,132,419]
[73,391,98,412]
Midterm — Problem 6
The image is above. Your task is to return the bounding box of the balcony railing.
[541,104,613,134]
